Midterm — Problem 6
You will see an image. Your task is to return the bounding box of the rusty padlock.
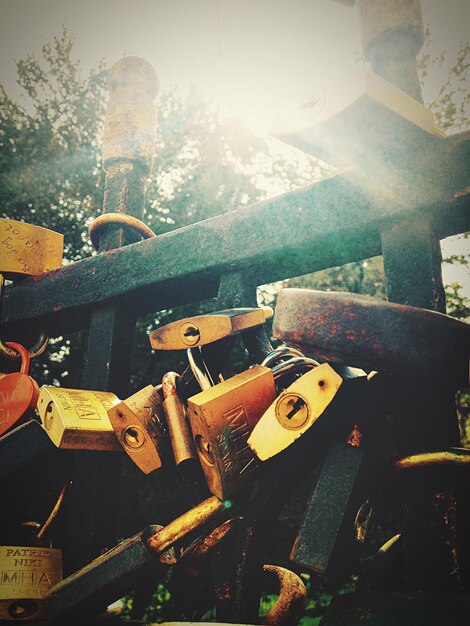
[0,342,40,436]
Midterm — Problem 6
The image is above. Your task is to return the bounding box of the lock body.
[108,385,167,473]
[187,365,276,499]
[0,545,62,621]
[0,218,63,279]
[0,343,40,437]
[37,387,121,450]
[149,307,273,350]
[248,363,343,461]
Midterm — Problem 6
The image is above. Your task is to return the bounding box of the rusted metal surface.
[45,524,175,623]
[291,442,370,581]
[273,288,470,373]
[262,564,307,626]
[2,153,470,336]
[62,57,159,576]
[381,217,446,312]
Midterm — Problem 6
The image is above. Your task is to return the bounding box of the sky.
[0,0,469,294]
[1,0,469,129]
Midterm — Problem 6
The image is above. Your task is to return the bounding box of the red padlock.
[0,342,40,436]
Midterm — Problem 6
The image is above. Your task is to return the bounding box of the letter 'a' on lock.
[108,385,167,474]
[0,218,63,279]
[149,307,273,350]
[187,365,276,499]
[0,545,62,621]
[37,387,121,451]
[248,363,343,461]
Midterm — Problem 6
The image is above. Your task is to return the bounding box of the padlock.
[0,489,66,622]
[162,372,197,467]
[149,307,273,351]
[0,218,63,280]
[272,288,470,374]
[247,363,343,461]
[0,545,63,621]
[187,365,276,499]
[108,385,168,474]
[0,342,40,436]
[37,387,122,451]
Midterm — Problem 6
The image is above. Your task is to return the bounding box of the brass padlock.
[187,365,276,499]
[248,363,343,461]
[149,307,273,350]
[0,545,62,621]
[108,385,167,473]
[37,387,122,451]
[0,218,63,279]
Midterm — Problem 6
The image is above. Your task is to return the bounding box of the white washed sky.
[0,0,469,295]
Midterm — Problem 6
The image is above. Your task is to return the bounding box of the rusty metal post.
[352,0,466,592]
[63,57,158,574]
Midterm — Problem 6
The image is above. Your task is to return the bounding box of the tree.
[1,29,320,388]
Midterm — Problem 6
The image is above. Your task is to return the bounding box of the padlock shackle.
[5,341,30,374]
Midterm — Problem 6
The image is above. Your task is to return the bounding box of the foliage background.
[1,25,469,622]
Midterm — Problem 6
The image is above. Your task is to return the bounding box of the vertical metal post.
[355,0,465,591]
[63,57,158,574]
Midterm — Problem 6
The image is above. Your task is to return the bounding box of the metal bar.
[2,162,470,335]
[359,0,469,594]
[381,218,446,312]
[62,57,159,575]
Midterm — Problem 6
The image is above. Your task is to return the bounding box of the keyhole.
[44,401,54,430]
[195,434,215,466]
[286,397,306,420]
[180,323,201,346]
[275,393,309,430]
[9,600,39,619]
[122,425,145,449]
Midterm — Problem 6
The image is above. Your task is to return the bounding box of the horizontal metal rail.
[2,156,469,337]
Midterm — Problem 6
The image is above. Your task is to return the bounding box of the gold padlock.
[108,385,167,473]
[0,545,62,621]
[149,307,273,350]
[248,363,343,461]
[187,365,276,499]
[0,218,63,279]
[37,387,122,451]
